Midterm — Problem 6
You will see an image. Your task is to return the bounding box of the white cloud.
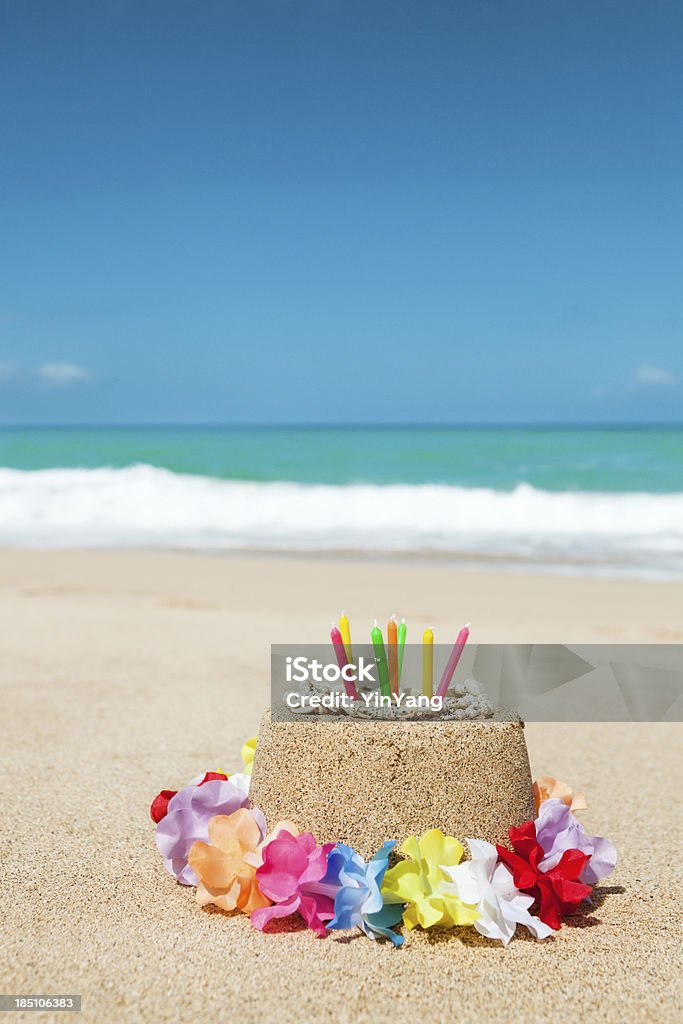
[37,362,91,386]
[634,365,676,388]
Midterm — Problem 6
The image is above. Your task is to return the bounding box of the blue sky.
[1,0,681,424]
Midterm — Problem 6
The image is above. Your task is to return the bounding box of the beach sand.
[2,549,681,1023]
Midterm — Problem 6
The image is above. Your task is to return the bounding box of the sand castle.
[249,708,534,859]
[149,616,617,950]
[252,618,536,856]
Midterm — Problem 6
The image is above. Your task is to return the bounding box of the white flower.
[227,771,251,798]
[441,838,554,946]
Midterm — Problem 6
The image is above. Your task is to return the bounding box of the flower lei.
[150,741,616,947]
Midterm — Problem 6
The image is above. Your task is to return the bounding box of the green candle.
[397,618,407,686]
[371,621,391,698]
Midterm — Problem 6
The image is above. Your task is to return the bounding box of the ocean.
[0,425,681,577]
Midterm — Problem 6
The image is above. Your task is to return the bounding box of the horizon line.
[0,420,682,431]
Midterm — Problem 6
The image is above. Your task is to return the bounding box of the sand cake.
[249,709,534,859]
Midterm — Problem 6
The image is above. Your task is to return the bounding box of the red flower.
[198,772,228,786]
[150,790,177,823]
[150,773,227,823]
[496,820,592,930]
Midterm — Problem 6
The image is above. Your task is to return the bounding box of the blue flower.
[325,841,404,945]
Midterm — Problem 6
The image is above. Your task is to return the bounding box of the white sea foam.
[1,464,682,576]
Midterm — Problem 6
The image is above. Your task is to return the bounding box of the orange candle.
[388,616,399,695]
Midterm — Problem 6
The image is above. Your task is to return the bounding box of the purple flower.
[155,779,265,885]
[535,798,617,885]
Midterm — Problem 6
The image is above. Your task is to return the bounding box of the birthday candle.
[371,621,391,698]
[422,627,434,697]
[331,624,359,700]
[436,623,471,699]
[388,617,399,695]
[397,618,407,685]
[339,611,353,663]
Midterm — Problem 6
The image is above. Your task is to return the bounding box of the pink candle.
[436,623,470,698]
[331,624,359,700]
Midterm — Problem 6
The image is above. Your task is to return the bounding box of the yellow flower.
[381,829,479,931]
[241,736,257,775]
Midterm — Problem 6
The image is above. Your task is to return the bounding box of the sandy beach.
[2,549,682,1023]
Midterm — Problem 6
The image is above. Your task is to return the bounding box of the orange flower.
[188,809,271,914]
[533,775,587,815]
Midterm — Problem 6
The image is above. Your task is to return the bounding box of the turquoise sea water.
[0,426,681,573]
[0,425,681,491]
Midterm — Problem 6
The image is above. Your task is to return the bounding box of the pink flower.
[251,830,338,936]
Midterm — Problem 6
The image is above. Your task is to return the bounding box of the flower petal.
[250,895,301,931]
[328,886,364,932]
[188,840,235,893]
[382,861,421,904]
[580,835,617,885]
[299,893,334,935]
[496,845,537,892]
[150,789,177,823]
[399,835,422,862]
[199,878,242,912]
[208,808,263,856]
[419,828,463,868]
[413,895,444,929]
[245,820,300,870]
[364,904,405,945]
[257,830,309,900]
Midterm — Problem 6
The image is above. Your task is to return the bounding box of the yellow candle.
[388,617,399,695]
[422,627,434,697]
[339,611,353,663]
